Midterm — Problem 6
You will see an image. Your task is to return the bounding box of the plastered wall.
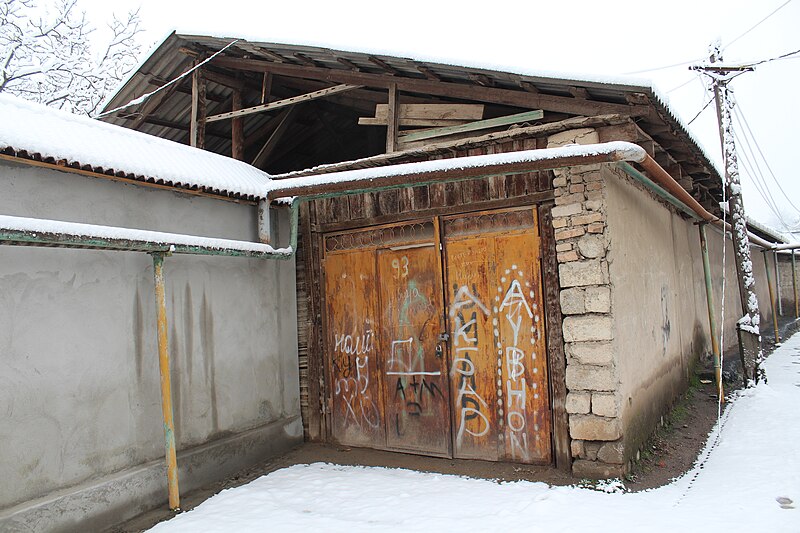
[0,161,301,515]
[604,164,773,461]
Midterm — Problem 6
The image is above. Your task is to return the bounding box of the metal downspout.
[699,224,724,400]
[774,250,783,316]
[151,252,180,511]
[793,251,799,319]
[763,250,780,343]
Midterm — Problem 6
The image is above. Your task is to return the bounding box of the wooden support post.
[793,251,799,318]
[699,224,723,401]
[774,250,783,316]
[231,89,244,160]
[764,250,780,343]
[151,253,180,511]
[261,72,272,104]
[190,66,207,149]
[252,107,296,168]
[385,83,400,153]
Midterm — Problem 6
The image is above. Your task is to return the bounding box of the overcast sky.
[82,0,800,233]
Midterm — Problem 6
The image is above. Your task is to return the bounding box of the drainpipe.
[699,224,723,400]
[793,251,799,319]
[763,250,780,343]
[151,252,180,511]
[774,250,783,316]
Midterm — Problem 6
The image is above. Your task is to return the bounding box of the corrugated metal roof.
[0,94,272,201]
[101,33,723,205]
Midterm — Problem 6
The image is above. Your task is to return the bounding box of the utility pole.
[692,42,765,385]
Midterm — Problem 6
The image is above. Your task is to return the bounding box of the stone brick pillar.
[547,128,625,478]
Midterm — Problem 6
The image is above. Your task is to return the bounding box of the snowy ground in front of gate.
[149,335,800,533]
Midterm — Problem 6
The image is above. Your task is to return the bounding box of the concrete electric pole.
[692,42,765,385]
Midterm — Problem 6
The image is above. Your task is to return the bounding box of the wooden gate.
[322,207,550,464]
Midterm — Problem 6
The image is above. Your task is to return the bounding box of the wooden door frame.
[302,196,570,471]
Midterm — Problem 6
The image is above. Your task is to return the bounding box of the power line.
[734,102,800,213]
[666,75,699,94]
[623,58,703,76]
[687,98,714,125]
[724,0,794,50]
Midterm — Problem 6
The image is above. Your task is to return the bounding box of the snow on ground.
[149,334,800,533]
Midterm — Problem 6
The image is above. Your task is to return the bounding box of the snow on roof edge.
[268,141,645,194]
[0,214,290,255]
[0,94,274,200]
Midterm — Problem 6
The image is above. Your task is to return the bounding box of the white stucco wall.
[0,161,301,518]
[604,165,773,455]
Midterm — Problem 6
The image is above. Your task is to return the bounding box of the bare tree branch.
[0,0,143,115]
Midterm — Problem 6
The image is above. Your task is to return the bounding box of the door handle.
[435,344,443,358]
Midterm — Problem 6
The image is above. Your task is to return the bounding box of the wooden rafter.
[252,107,297,168]
[385,83,399,152]
[368,56,402,76]
[416,64,442,81]
[211,56,651,118]
[190,67,206,148]
[397,109,543,144]
[205,83,362,123]
[336,57,360,71]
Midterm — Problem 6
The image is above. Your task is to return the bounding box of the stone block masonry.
[547,128,625,478]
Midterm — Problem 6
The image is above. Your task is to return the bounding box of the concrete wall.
[605,164,773,467]
[777,252,799,317]
[0,161,301,531]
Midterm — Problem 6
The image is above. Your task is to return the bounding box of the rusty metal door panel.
[494,229,552,464]
[444,236,500,460]
[323,249,386,448]
[377,244,451,455]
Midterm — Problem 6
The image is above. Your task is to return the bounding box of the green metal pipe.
[763,250,780,343]
[699,224,723,400]
[616,162,701,221]
[152,252,180,510]
[0,198,300,260]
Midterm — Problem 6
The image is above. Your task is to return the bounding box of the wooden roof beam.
[336,57,361,71]
[206,83,363,123]
[253,47,289,63]
[368,56,402,76]
[416,64,442,81]
[211,55,652,118]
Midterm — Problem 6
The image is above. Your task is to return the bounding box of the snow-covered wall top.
[0,95,273,200]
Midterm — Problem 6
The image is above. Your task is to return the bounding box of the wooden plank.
[539,203,571,471]
[348,194,365,220]
[443,234,499,460]
[398,110,544,144]
[231,89,244,160]
[493,213,551,463]
[251,106,296,168]
[374,103,485,121]
[190,67,206,149]
[359,117,469,127]
[385,83,399,153]
[486,143,506,200]
[323,248,387,447]
[261,72,272,104]
[206,84,363,123]
[377,245,451,454]
[412,185,430,211]
[377,189,399,216]
[212,56,652,117]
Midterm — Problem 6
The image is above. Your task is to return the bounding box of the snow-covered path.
[150,335,800,532]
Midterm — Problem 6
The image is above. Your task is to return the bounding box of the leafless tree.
[0,0,142,115]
